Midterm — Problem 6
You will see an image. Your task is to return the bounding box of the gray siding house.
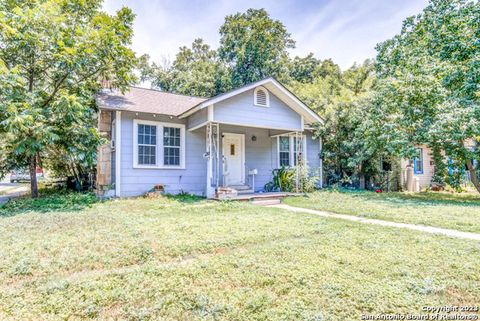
[96,78,323,198]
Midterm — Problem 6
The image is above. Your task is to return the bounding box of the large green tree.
[375,0,480,192]
[218,8,294,87]
[140,39,231,97]
[0,0,136,197]
[291,60,381,186]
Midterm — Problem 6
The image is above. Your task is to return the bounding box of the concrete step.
[237,189,254,194]
[228,185,251,191]
[250,198,281,206]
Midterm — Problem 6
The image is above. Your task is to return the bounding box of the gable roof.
[178,78,323,124]
[96,87,207,116]
[96,78,323,124]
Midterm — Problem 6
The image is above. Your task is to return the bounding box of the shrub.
[265,165,319,193]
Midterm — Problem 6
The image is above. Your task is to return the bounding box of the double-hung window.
[279,136,290,167]
[134,120,185,168]
[413,148,423,174]
[163,127,181,166]
[277,135,307,168]
[137,124,157,165]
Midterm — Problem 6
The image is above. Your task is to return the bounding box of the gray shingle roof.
[96,87,208,116]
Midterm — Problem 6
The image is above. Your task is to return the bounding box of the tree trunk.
[29,156,39,198]
[466,159,480,193]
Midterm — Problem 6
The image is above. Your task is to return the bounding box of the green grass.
[0,189,98,216]
[0,193,479,320]
[284,189,480,234]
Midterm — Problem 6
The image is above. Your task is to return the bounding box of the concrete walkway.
[270,204,480,241]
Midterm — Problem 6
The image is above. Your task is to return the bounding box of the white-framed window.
[133,119,185,169]
[413,148,423,174]
[163,126,181,166]
[277,135,307,167]
[279,136,290,166]
[254,86,270,107]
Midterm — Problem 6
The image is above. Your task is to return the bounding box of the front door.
[223,133,244,186]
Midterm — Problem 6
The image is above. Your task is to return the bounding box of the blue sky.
[103,0,428,70]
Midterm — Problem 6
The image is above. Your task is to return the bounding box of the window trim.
[133,119,186,169]
[413,148,423,174]
[276,135,307,168]
[254,86,270,107]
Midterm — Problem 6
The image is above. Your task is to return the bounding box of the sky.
[103,0,429,70]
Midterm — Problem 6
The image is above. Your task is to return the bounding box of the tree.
[290,59,383,187]
[141,39,231,97]
[218,8,295,87]
[375,0,480,192]
[0,0,136,197]
[289,53,320,83]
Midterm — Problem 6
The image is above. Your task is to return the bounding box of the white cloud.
[103,0,429,69]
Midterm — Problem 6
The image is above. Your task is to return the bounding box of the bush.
[265,165,319,193]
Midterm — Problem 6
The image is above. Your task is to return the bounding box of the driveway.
[0,180,29,205]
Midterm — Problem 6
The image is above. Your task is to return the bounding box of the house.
[95,78,324,198]
[400,145,434,190]
[400,141,476,191]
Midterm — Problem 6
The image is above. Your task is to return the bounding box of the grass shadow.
[0,188,99,217]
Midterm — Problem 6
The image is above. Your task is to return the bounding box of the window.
[254,86,270,107]
[279,136,290,166]
[413,148,423,174]
[277,135,307,168]
[134,120,185,168]
[138,124,157,165]
[163,127,181,166]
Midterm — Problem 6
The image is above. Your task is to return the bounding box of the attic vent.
[254,87,269,107]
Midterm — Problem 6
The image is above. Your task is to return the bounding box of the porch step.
[250,198,281,206]
[237,189,254,194]
[228,185,251,191]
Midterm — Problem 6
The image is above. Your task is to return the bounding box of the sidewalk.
[270,203,480,241]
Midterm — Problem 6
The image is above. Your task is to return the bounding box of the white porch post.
[206,123,215,198]
[319,137,323,188]
[295,131,300,193]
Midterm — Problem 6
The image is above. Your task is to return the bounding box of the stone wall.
[96,110,113,196]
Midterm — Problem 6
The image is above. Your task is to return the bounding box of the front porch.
[198,122,321,199]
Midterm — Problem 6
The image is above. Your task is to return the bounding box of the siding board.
[117,100,320,196]
[214,88,302,130]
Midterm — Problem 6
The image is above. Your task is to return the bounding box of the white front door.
[223,133,244,186]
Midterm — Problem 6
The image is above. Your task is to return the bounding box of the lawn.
[284,189,480,234]
[0,192,479,320]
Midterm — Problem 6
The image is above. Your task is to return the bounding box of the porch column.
[319,137,323,188]
[206,122,215,198]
